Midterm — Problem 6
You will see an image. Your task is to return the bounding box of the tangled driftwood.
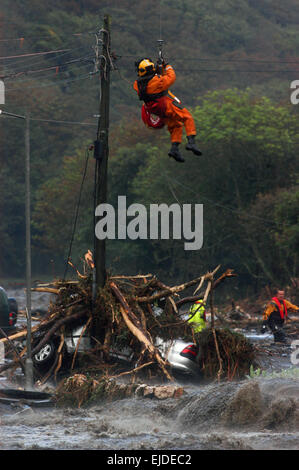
[0,265,238,384]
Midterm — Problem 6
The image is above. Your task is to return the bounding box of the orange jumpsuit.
[263,298,299,321]
[134,65,196,143]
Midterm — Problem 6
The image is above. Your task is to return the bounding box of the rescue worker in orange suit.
[134,58,202,163]
[261,289,299,343]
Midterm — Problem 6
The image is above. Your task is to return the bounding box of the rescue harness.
[271,297,288,320]
[136,74,167,103]
[136,74,168,128]
[136,43,182,130]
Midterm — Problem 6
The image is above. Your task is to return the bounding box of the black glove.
[156,58,167,73]
[260,322,268,334]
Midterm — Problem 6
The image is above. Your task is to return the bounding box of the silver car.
[32,324,201,376]
[63,326,201,376]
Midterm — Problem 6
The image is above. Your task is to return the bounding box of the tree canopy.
[0,0,298,298]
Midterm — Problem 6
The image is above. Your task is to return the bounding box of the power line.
[171,69,299,73]
[1,115,98,128]
[0,48,72,60]
[117,55,299,73]
[2,45,90,71]
[5,71,98,93]
[170,57,299,65]
[4,63,93,88]
[117,54,299,65]
[0,31,96,43]
[2,58,94,84]
[116,63,299,76]
[1,54,94,81]
[30,117,97,126]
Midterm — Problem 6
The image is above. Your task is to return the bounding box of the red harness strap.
[145,95,167,116]
[272,297,287,320]
[141,104,165,129]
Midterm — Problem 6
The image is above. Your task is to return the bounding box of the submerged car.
[155,337,201,376]
[32,324,201,377]
[0,286,18,336]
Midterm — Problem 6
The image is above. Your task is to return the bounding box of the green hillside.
[2,0,299,114]
[0,0,298,296]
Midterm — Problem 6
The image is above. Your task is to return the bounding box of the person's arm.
[146,65,176,94]
[263,303,275,321]
[160,64,176,90]
[285,300,299,311]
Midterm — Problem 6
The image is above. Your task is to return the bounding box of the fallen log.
[0,325,40,344]
[0,298,85,345]
[0,309,88,376]
[110,274,152,280]
[110,282,173,381]
[135,266,220,304]
[213,269,237,289]
[31,287,60,294]
[109,361,155,379]
[30,309,88,358]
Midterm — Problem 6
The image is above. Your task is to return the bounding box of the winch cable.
[156,0,164,74]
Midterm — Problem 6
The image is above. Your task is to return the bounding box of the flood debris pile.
[198,328,256,381]
[0,264,258,386]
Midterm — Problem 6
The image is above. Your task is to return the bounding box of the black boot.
[186,135,202,156]
[168,142,185,163]
[273,326,287,343]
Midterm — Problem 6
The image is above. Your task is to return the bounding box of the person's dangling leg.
[167,119,185,163]
[268,313,286,343]
[166,102,202,156]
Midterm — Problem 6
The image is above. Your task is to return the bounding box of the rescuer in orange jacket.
[261,289,299,343]
[133,58,202,163]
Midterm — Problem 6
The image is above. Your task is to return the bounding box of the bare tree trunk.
[110,282,173,381]
[209,282,223,381]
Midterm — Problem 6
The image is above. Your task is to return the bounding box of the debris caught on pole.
[94,15,111,292]
[0,265,255,386]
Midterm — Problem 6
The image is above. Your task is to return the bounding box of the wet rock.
[222,381,263,426]
[134,384,183,400]
[153,385,184,400]
[143,386,155,398]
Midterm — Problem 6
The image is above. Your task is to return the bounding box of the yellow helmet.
[136,58,155,77]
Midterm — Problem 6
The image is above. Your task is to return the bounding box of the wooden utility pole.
[0,109,33,389]
[25,110,33,390]
[94,15,111,292]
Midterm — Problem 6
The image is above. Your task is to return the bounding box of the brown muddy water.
[0,288,298,451]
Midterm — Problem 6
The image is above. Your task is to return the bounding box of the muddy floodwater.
[0,288,298,451]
